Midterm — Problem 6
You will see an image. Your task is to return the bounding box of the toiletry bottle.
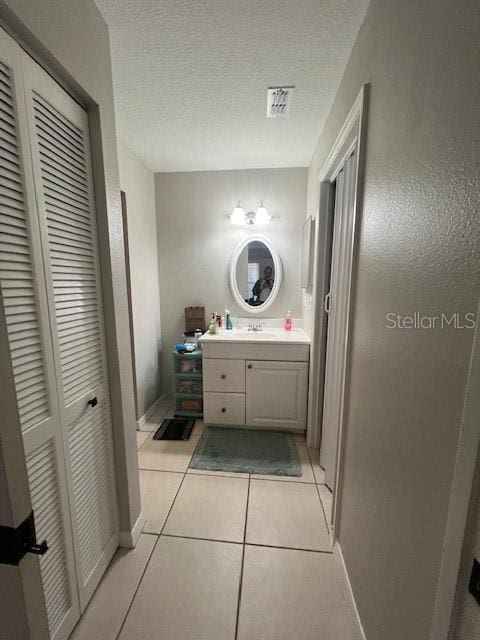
[284,310,292,331]
[225,304,233,330]
[208,313,217,334]
[216,313,222,329]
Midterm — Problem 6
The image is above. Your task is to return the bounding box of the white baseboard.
[334,541,367,640]
[119,511,145,549]
[136,395,167,430]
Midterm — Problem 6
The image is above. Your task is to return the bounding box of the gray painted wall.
[155,168,307,396]
[0,0,141,539]
[118,142,162,418]
[306,0,480,638]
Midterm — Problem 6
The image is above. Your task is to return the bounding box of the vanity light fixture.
[230,201,245,225]
[255,201,270,225]
[229,201,272,226]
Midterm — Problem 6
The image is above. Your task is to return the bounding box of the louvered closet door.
[21,55,119,610]
[0,28,80,640]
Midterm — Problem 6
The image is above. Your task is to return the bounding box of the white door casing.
[315,85,368,533]
[320,153,356,491]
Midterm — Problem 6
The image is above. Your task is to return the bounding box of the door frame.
[309,84,369,535]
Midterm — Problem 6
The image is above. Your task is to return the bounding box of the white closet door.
[21,55,119,610]
[0,29,80,640]
[320,152,356,491]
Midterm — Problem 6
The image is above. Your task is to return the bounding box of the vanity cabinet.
[202,343,309,432]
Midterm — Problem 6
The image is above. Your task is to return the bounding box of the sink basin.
[233,331,278,339]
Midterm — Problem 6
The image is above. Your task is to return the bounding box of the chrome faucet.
[248,322,264,332]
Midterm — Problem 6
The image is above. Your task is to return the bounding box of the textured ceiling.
[95,0,369,171]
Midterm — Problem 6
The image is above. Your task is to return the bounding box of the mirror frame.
[229,235,283,314]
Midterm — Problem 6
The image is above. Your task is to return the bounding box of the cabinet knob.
[247,364,252,369]
[221,374,226,379]
[221,408,226,413]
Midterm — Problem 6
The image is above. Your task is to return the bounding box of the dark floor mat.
[153,418,194,441]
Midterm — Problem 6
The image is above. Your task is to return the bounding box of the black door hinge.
[0,511,48,566]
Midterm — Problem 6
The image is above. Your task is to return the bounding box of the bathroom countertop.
[199,327,311,345]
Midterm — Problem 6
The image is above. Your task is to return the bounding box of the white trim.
[119,511,146,549]
[308,84,368,534]
[229,235,283,315]
[318,87,367,181]
[429,302,480,640]
[137,395,165,430]
[334,542,367,640]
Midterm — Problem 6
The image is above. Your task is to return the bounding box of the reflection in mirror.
[235,240,275,307]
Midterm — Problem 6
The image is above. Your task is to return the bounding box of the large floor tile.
[70,534,156,640]
[237,545,353,640]
[251,442,315,483]
[164,473,248,542]
[119,536,242,640]
[246,479,331,551]
[136,430,149,449]
[308,447,326,484]
[140,470,184,534]
[138,436,199,472]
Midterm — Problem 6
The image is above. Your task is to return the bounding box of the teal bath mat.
[190,427,301,476]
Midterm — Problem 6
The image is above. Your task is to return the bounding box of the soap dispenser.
[284,310,292,331]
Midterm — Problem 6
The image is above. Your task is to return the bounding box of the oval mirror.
[230,235,282,314]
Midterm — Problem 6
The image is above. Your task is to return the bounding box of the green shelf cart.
[172,349,203,418]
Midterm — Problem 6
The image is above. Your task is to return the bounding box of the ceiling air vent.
[266,86,294,118]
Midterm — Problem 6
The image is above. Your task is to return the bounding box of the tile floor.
[71,411,348,640]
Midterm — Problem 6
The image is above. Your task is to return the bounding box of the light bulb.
[255,201,270,225]
[230,202,245,225]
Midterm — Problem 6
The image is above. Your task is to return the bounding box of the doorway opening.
[309,85,368,532]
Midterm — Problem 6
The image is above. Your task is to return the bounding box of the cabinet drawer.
[203,358,245,393]
[204,392,245,425]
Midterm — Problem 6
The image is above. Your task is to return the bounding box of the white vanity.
[199,328,310,433]
[199,233,311,433]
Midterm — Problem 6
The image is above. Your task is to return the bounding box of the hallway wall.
[306,0,480,638]
[118,142,162,419]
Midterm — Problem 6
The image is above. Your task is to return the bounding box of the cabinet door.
[246,361,308,430]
